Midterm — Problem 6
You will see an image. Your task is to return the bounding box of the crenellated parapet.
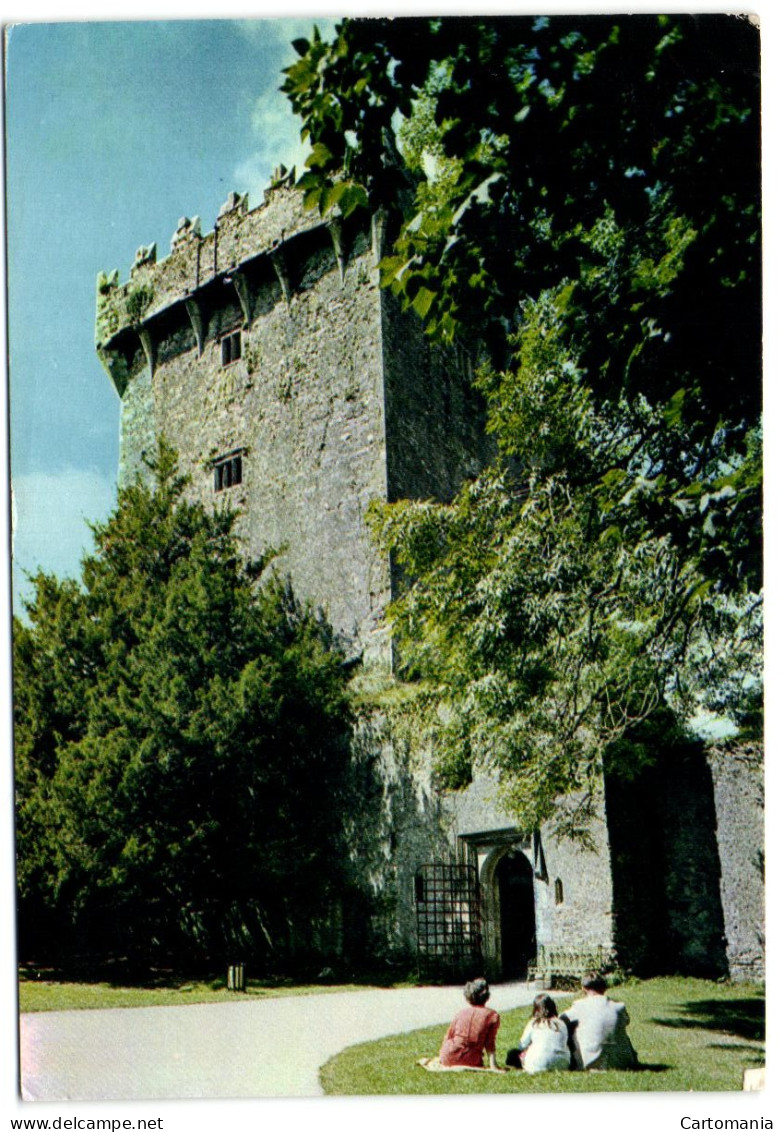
[95,171,364,395]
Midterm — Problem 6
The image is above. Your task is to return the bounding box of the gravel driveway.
[20,981,546,1101]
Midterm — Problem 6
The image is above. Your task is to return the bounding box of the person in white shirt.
[560,972,638,1070]
[508,993,572,1074]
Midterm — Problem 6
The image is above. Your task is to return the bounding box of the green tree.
[369,292,761,836]
[284,15,762,829]
[14,444,353,968]
[284,14,761,591]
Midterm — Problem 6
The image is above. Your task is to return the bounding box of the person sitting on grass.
[560,972,639,1070]
[439,977,503,1071]
[506,993,572,1073]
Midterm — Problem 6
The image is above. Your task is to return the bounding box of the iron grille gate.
[414,863,482,980]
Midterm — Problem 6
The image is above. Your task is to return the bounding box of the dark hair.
[464,977,491,1006]
[532,993,560,1027]
[582,971,608,994]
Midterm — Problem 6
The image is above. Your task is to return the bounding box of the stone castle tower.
[96,175,763,983]
[96,172,487,667]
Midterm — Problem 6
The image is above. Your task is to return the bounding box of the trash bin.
[227,963,246,991]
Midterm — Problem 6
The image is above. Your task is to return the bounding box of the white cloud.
[258,96,308,158]
[232,95,311,202]
[11,467,117,612]
[230,17,336,201]
[232,17,336,53]
[251,93,299,146]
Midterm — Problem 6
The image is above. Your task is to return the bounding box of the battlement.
[95,169,364,395]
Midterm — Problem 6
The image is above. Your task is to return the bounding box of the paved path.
[20,982,549,1101]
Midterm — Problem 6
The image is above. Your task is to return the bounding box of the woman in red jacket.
[439,978,502,1070]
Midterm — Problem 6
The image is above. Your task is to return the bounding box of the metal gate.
[414,863,482,979]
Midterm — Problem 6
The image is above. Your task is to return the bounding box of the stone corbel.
[231,270,252,327]
[328,219,346,282]
[138,326,156,380]
[532,830,548,882]
[270,247,291,307]
[97,346,129,397]
[185,298,205,356]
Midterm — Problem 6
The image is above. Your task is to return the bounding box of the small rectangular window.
[214,452,243,492]
[221,330,242,366]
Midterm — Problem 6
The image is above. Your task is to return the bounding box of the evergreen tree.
[14,444,353,969]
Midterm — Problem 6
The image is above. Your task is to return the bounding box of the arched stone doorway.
[466,834,539,980]
[496,849,537,978]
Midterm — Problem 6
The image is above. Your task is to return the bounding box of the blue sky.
[6,17,334,611]
[7,6,781,623]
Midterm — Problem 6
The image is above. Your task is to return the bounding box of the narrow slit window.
[554,878,564,905]
[221,330,242,366]
[214,452,243,492]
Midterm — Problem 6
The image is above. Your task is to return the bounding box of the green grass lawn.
[320,978,765,1094]
[18,974,389,1013]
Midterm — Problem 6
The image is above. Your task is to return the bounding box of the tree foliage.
[14,444,353,968]
[369,292,761,836]
[285,14,760,381]
[284,14,761,591]
[285,16,762,831]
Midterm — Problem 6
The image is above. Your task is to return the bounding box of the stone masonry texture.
[708,744,764,982]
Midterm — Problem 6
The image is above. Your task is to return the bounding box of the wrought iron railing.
[527,944,613,982]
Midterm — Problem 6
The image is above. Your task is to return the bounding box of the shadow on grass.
[706,1042,763,1052]
[706,1044,765,1062]
[652,997,764,1042]
[635,1063,670,1073]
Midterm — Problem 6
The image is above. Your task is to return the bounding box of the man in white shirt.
[560,972,639,1070]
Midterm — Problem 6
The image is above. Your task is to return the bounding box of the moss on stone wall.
[126,283,155,325]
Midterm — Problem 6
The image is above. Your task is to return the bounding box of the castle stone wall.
[118,365,156,488]
[380,292,490,506]
[708,744,764,982]
[96,184,322,345]
[605,744,738,979]
[100,192,394,657]
[539,798,616,956]
[443,774,615,974]
[99,185,486,662]
[149,226,391,657]
[342,714,451,962]
[97,180,762,983]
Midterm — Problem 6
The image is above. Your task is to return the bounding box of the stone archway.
[465,833,538,980]
[495,849,537,978]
